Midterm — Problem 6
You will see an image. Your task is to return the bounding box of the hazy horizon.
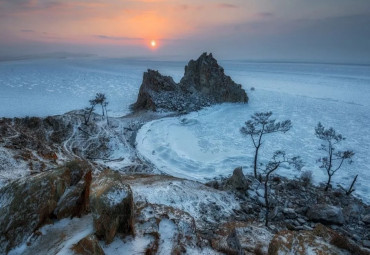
[1,0,370,63]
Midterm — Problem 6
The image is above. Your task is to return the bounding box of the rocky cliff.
[131,53,248,112]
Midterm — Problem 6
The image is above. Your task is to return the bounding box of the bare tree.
[83,99,98,125]
[346,174,358,196]
[262,150,303,227]
[103,101,109,125]
[315,122,354,191]
[94,93,107,117]
[240,112,292,178]
[83,93,109,125]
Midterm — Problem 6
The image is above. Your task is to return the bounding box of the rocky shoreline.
[0,53,369,254]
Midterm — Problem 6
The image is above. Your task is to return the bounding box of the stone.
[0,161,91,253]
[131,53,248,112]
[283,208,297,219]
[224,167,248,192]
[90,169,134,244]
[363,240,370,249]
[72,234,105,255]
[362,214,370,224]
[306,204,345,225]
[297,218,306,225]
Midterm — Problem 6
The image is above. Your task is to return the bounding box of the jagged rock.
[307,204,345,225]
[268,224,368,255]
[90,169,134,244]
[132,53,248,112]
[54,163,92,219]
[0,161,91,253]
[72,234,105,255]
[224,167,248,192]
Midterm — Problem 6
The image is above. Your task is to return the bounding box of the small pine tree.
[262,151,303,227]
[240,112,292,178]
[315,122,354,191]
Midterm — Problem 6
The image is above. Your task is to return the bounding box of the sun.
[150,40,157,48]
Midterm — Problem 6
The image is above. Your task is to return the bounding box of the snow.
[100,235,153,255]
[127,176,240,223]
[106,188,128,206]
[157,219,177,254]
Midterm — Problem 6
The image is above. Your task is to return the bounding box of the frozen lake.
[1,57,369,202]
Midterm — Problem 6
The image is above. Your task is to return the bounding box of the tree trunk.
[254,146,260,178]
[325,174,332,191]
[264,173,270,227]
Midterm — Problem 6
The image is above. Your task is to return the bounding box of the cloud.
[94,35,144,41]
[20,29,34,33]
[257,12,274,18]
[217,3,237,9]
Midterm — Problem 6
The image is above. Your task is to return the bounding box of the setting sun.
[150,40,157,48]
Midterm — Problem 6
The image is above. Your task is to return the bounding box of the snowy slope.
[137,62,370,203]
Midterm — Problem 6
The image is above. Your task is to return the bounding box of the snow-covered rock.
[90,169,134,244]
[0,161,91,253]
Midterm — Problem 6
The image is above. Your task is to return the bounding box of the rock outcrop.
[0,161,91,253]
[131,53,248,112]
[90,169,134,244]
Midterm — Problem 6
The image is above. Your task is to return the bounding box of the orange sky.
[1,0,370,61]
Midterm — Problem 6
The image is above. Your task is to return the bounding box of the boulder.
[0,161,91,253]
[131,53,248,112]
[224,167,248,192]
[306,204,345,225]
[90,169,134,244]
[72,234,105,255]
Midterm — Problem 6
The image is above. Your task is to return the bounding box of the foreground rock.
[132,52,248,112]
[0,161,91,253]
[90,169,134,244]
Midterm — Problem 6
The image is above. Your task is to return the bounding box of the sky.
[0,0,370,62]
